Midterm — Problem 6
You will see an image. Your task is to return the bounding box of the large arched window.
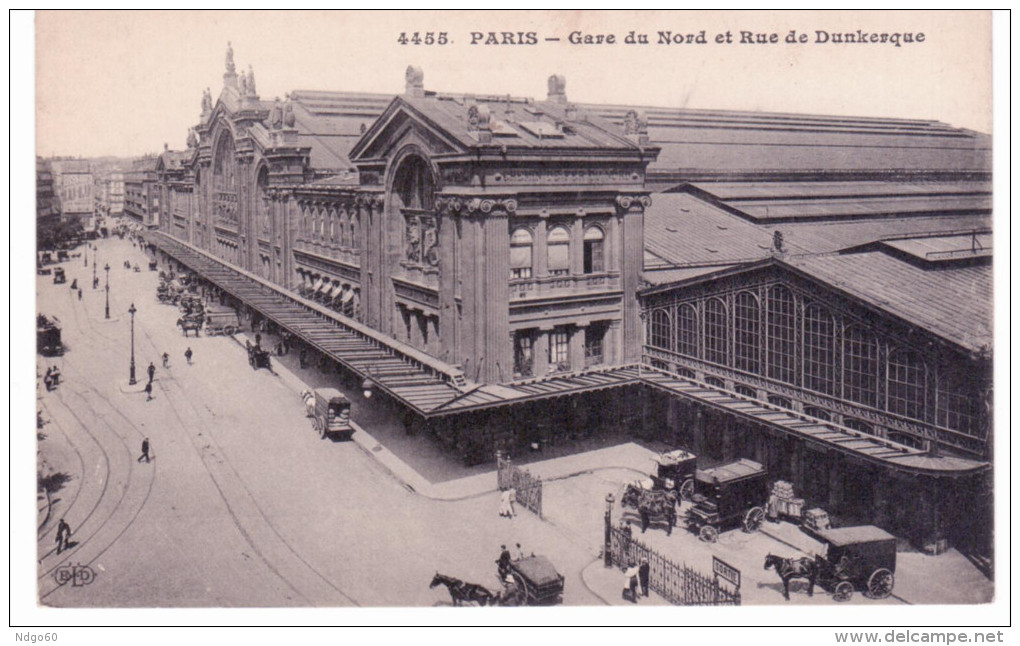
[583,226,605,274]
[803,302,836,395]
[547,226,570,276]
[844,325,878,407]
[937,372,980,437]
[887,349,927,421]
[340,209,352,247]
[350,211,360,250]
[734,291,760,374]
[704,298,729,365]
[649,309,671,351]
[676,304,698,358]
[767,285,796,384]
[212,133,236,192]
[510,228,533,279]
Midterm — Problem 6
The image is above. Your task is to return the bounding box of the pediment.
[349,98,464,162]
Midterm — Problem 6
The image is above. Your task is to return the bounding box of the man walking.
[496,545,512,580]
[638,558,650,597]
[162,352,170,368]
[55,518,71,554]
[144,381,153,401]
[77,288,82,301]
[147,362,156,383]
[138,437,151,463]
[185,347,193,364]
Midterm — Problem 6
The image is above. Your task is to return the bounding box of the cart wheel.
[744,507,765,533]
[512,572,528,606]
[833,581,854,602]
[319,421,328,440]
[699,525,719,543]
[867,568,894,599]
[679,478,695,502]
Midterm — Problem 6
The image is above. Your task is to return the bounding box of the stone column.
[607,213,620,273]
[570,323,587,371]
[534,215,548,277]
[618,196,647,363]
[534,328,551,377]
[482,208,511,383]
[570,212,584,275]
[606,320,622,366]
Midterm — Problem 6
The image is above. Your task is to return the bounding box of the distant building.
[124,157,159,227]
[50,158,93,228]
[36,157,60,225]
[108,171,125,216]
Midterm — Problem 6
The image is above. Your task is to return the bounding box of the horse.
[429,573,496,606]
[176,317,202,338]
[301,389,316,417]
[764,553,818,601]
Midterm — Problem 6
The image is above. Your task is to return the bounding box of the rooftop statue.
[247,64,257,97]
[283,93,295,128]
[270,97,283,129]
[225,41,235,74]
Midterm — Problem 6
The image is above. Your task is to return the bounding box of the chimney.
[405,65,425,98]
[547,74,566,103]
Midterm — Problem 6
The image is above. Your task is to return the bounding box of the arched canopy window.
[937,372,980,438]
[212,133,236,192]
[887,349,927,421]
[649,309,671,351]
[767,286,796,384]
[734,291,760,375]
[340,209,352,247]
[803,302,836,395]
[676,304,698,358]
[350,211,360,250]
[704,298,729,366]
[394,156,434,211]
[547,226,570,276]
[844,325,878,407]
[510,228,533,279]
[583,226,605,274]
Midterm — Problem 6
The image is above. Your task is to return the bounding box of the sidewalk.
[235,332,654,502]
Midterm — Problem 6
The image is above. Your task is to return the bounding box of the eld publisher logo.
[54,563,96,587]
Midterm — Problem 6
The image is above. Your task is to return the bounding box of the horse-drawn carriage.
[247,342,273,371]
[307,388,353,440]
[203,306,240,336]
[53,267,67,284]
[651,449,698,501]
[686,458,769,543]
[502,555,565,606]
[814,526,896,602]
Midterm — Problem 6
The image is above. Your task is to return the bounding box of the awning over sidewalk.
[151,232,466,415]
[640,368,988,477]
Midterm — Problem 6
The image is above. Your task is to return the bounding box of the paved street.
[35,236,994,608]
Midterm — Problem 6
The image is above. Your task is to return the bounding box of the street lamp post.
[104,264,111,319]
[604,493,615,568]
[128,303,137,385]
[84,242,88,267]
[92,246,98,288]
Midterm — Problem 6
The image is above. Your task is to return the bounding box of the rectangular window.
[549,328,570,371]
[514,332,534,378]
[584,324,606,367]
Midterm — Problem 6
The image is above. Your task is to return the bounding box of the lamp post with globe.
[104,263,111,319]
[128,303,137,385]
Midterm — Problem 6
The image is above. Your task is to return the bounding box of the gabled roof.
[351,93,651,162]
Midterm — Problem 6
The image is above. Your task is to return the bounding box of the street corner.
[581,557,671,606]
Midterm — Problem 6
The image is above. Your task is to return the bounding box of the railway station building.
[149,45,993,556]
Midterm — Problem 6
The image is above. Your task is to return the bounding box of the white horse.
[301,389,316,417]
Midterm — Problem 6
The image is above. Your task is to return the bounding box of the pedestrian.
[147,362,156,383]
[639,506,650,534]
[185,347,193,364]
[638,558,650,597]
[162,352,170,368]
[50,366,61,385]
[515,543,525,561]
[77,288,82,301]
[299,349,308,369]
[496,545,512,580]
[624,562,640,603]
[43,374,54,392]
[144,381,153,401]
[498,488,516,518]
[138,437,151,462]
[55,518,71,554]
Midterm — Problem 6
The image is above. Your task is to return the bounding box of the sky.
[33,10,992,159]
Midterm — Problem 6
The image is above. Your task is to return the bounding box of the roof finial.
[225,41,235,74]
